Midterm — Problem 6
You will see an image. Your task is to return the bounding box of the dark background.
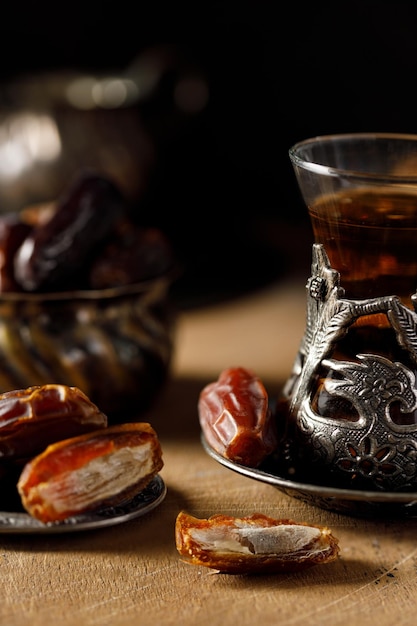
[1,1,417,307]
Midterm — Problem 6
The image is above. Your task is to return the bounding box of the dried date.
[17,422,163,523]
[0,384,108,464]
[198,367,277,467]
[175,511,340,574]
[14,171,127,292]
[89,222,175,288]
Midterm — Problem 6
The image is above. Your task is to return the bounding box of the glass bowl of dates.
[0,170,178,421]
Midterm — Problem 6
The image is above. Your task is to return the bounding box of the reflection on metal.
[0,475,166,534]
[66,76,140,110]
[0,112,61,178]
[202,435,417,519]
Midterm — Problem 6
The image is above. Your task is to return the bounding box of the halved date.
[175,511,340,574]
[198,367,277,467]
[17,422,163,523]
[0,384,108,464]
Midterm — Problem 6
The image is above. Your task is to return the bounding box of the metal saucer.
[0,475,167,534]
[201,436,417,518]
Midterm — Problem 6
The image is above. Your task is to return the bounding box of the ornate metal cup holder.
[202,435,417,518]
[280,244,417,496]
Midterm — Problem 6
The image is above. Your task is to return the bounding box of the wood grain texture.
[1,280,417,626]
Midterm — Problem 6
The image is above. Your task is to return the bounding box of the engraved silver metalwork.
[281,243,417,492]
[0,475,166,534]
[200,240,417,514]
[202,435,417,518]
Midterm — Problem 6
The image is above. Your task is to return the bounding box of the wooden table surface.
[2,276,417,626]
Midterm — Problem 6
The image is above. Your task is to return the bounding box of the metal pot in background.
[0,45,209,214]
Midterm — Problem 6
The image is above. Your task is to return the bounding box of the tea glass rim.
[289,132,417,183]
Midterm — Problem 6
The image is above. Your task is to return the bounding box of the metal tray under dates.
[0,475,166,534]
[201,436,417,518]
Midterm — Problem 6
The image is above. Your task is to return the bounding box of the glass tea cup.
[290,132,417,306]
[278,133,417,492]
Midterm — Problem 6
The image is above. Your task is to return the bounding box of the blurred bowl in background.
[0,47,201,417]
[0,267,178,421]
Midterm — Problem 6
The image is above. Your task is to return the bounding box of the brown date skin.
[0,213,31,292]
[198,367,277,468]
[17,422,163,523]
[89,222,175,288]
[13,171,127,292]
[0,384,108,465]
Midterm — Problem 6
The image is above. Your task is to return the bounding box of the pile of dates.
[0,171,177,418]
[0,383,163,524]
[0,169,175,293]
